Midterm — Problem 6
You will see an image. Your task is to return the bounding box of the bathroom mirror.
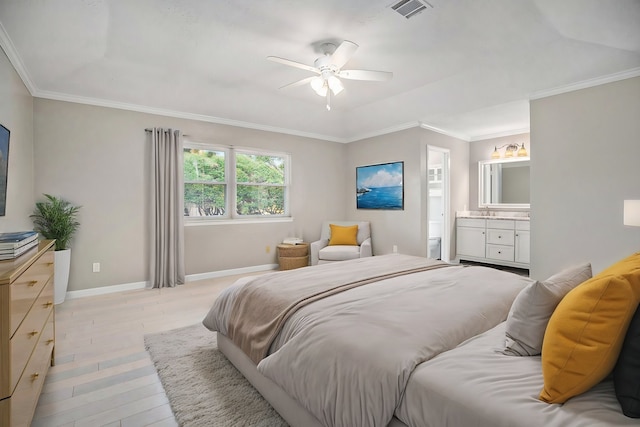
[479,157,530,209]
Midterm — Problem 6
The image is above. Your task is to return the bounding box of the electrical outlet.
[92,262,100,273]
[392,245,398,253]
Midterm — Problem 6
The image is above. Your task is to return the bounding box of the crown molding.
[345,121,421,142]
[34,89,348,143]
[530,67,640,100]
[469,127,530,142]
[0,21,37,94]
[418,122,471,141]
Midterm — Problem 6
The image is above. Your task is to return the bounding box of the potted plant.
[30,194,81,304]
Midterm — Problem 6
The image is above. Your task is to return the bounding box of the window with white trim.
[183,142,290,220]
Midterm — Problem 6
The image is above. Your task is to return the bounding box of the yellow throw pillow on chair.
[539,253,640,404]
[328,224,358,246]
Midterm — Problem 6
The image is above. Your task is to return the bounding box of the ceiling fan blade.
[331,40,358,69]
[279,76,316,90]
[337,69,393,81]
[267,56,320,74]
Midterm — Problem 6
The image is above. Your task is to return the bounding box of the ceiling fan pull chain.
[326,89,331,111]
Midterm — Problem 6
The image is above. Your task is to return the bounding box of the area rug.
[144,323,287,427]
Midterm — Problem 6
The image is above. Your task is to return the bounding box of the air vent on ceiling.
[391,0,433,19]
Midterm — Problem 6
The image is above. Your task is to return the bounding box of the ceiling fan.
[267,40,393,111]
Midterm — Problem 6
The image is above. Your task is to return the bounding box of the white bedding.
[203,255,533,427]
[396,322,635,427]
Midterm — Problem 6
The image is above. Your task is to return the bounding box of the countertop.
[456,211,530,221]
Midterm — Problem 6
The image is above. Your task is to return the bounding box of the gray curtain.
[148,128,185,288]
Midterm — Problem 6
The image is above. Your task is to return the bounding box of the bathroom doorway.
[427,146,450,261]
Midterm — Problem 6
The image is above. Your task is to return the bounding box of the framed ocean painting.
[0,124,9,216]
[356,161,404,210]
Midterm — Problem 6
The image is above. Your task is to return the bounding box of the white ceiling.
[1,0,639,142]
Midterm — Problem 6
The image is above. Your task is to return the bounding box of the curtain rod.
[145,128,189,137]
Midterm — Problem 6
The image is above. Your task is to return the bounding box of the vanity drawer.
[486,244,515,261]
[10,250,54,337]
[457,218,486,228]
[10,312,54,427]
[486,219,515,230]
[10,279,54,393]
[516,221,530,231]
[486,229,515,245]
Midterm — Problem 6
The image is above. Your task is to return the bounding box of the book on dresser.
[0,231,39,259]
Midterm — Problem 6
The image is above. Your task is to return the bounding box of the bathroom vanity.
[456,215,530,270]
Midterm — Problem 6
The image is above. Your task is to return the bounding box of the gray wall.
[345,127,469,260]
[33,99,347,292]
[530,76,640,279]
[0,47,35,233]
[468,133,530,210]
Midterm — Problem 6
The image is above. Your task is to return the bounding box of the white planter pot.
[54,249,71,305]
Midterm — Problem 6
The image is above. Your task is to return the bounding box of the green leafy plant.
[30,194,81,251]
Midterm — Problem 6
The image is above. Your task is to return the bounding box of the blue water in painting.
[357,186,403,210]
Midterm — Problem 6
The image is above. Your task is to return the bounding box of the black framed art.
[356,161,404,210]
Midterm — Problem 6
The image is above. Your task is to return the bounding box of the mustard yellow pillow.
[328,224,358,246]
[539,253,640,404]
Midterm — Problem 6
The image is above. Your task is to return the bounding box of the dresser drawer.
[486,229,514,245]
[0,398,8,427]
[486,244,515,261]
[10,312,54,427]
[10,279,53,393]
[10,250,54,337]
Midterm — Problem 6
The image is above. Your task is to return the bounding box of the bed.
[202,252,640,426]
[203,254,532,426]
[396,322,639,427]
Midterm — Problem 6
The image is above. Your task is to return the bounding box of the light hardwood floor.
[32,272,262,427]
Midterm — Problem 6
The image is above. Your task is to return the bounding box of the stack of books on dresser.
[0,231,39,260]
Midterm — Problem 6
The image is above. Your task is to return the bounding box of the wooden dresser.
[0,240,55,427]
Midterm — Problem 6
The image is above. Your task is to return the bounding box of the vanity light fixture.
[491,143,528,159]
[624,200,640,227]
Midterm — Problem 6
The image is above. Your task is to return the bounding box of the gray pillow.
[502,263,592,356]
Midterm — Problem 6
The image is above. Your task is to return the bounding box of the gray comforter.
[203,255,532,427]
[397,322,639,427]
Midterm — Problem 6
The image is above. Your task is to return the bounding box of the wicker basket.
[277,243,309,257]
[279,255,309,270]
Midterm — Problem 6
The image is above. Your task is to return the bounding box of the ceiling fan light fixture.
[327,76,344,95]
[310,76,327,96]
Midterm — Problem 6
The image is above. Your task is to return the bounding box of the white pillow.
[502,263,592,356]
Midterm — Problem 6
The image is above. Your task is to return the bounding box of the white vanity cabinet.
[456,217,529,269]
[456,218,486,258]
[514,221,530,264]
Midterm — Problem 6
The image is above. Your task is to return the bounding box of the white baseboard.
[64,263,279,301]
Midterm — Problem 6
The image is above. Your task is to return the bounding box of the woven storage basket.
[279,255,309,270]
[277,244,308,257]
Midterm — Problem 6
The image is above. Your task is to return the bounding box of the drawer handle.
[498,235,502,239]
[46,339,54,345]
[498,251,502,254]
[29,330,39,337]
[31,373,40,380]
[45,301,53,307]
[28,280,38,287]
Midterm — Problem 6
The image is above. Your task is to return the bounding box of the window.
[183,142,290,221]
